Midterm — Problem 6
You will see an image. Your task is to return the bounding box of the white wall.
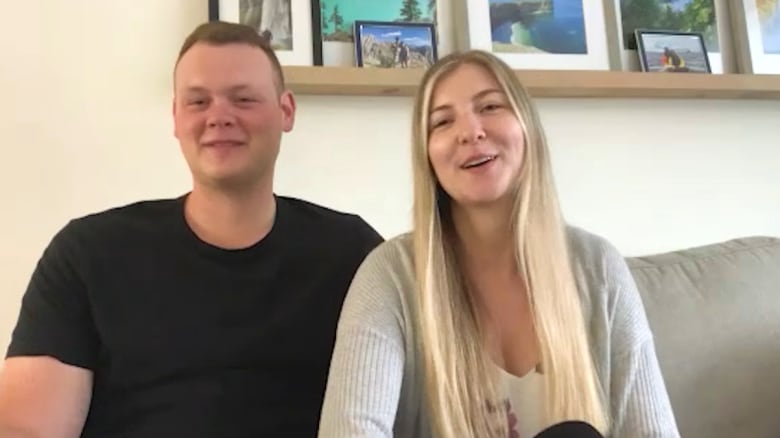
[1,1,778,351]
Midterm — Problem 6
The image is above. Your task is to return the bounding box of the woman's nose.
[455,114,486,144]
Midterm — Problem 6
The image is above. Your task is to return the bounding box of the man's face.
[173,43,295,191]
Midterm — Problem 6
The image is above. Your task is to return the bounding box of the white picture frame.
[318,0,456,67]
[209,0,321,66]
[456,0,611,70]
[730,0,780,74]
[606,0,735,74]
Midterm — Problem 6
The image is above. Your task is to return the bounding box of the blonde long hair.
[411,50,609,437]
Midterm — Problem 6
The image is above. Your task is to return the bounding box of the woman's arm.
[318,241,408,438]
[602,241,681,438]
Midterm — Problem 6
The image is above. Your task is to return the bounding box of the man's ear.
[172,97,180,140]
[279,90,296,133]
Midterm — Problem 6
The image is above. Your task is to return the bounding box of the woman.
[317,50,680,438]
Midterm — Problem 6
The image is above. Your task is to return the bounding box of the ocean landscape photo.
[320,0,436,42]
[489,0,588,54]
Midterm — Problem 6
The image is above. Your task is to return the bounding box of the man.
[0,21,382,437]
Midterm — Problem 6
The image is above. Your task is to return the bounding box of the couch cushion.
[627,236,780,438]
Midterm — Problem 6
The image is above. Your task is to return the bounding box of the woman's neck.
[451,201,516,277]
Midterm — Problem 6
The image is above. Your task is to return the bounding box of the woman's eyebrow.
[430,88,505,114]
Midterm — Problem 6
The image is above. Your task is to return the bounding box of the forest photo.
[620,0,720,52]
[319,0,436,42]
[757,0,779,54]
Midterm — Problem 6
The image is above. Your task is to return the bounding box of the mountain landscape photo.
[359,24,435,68]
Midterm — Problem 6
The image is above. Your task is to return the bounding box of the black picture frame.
[353,20,438,69]
[208,0,323,66]
[634,29,711,74]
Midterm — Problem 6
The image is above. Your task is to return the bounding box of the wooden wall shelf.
[282,66,780,100]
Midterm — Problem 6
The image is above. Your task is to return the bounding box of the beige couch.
[628,236,780,438]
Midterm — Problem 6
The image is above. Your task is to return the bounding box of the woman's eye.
[430,119,450,129]
[482,103,501,112]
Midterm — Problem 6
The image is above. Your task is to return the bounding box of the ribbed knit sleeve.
[609,339,680,438]
[318,241,408,438]
[596,232,681,438]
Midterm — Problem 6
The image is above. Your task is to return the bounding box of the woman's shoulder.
[338,231,419,342]
[347,231,417,307]
[566,225,619,258]
[565,225,630,283]
[564,225,641,317]
[359,231,415,276]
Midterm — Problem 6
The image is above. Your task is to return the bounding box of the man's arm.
[2,220,100,438]
[0,357,92,438]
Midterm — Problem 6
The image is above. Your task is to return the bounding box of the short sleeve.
[5,221,100,370]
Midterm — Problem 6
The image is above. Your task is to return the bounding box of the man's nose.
[206,102,236,128]
[207,115,235,128]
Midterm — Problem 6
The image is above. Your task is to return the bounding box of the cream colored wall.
[1,1,778,351]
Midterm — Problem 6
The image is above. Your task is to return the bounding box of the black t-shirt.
[6,194,384,437]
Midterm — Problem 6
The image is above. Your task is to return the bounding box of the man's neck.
[184,183,276,250]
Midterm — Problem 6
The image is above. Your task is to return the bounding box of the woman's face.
[426,63,526,209]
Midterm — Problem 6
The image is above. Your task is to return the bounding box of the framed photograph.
[730,0,780,74]
[608,0,734,73]
[208,0,323,65]
[354,21,438,68]
[315,0,455,66]
[635,29,712,73]
[457,0,611,70]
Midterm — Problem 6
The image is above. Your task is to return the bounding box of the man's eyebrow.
[226,85,254,92]
[181,85,255,93]
[182,86,207,94]
[429,88,505,114]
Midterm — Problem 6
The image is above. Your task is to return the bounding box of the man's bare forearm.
[0,424,41,438]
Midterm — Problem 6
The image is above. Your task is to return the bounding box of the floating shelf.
[282,66,780,100]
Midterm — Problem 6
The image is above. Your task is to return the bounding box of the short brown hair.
[175,21,285,93]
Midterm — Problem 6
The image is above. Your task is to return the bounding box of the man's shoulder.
[278,195,359,222]
[60,196,182,241]
[278,195,381,238]
[75,196,180,220]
